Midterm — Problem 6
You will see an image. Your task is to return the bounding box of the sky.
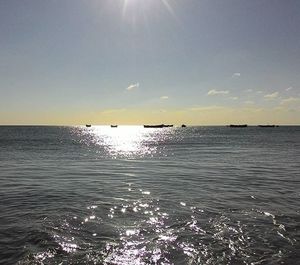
[0,0,300,125]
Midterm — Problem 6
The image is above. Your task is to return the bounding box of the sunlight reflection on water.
[28,180,295,265]
[75,125,175,158]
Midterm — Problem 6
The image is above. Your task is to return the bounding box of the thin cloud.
[286,87,293,91]
[232,72,241,78]
[160,96,169,100]
[244,100,254,104]
[280,97,300,105]
[264,92,279,100]
[188,105,225,112]
[230,96,238,100]
[126,83,139,91]
[207,89,229,96]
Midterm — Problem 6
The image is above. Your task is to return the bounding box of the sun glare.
[121,0,176,19]
[83,126,154,157]
[94,126,147,155]
[75,125,176,158]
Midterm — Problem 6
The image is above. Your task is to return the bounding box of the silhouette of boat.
[86,124,91,127]
[111,125,118,128]
[181,124,187,127]
[229,124,247,128]
[144,124,173,128]
[258,125,277,127]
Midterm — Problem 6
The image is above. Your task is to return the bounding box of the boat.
[111,125,118,128]
[181,124,187,127]
[258,125,277,127]
[144,124,173,128]
[229,124,247,128]
[86,124,91,127]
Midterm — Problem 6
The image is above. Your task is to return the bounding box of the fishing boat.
[86,124,91,127]
[258,125,277,127]
[181,124,187,127]
[229,124,247,128]
[111,125,118,128]
[144,124,173,128]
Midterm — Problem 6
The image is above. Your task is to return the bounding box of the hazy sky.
[1,0,300,125]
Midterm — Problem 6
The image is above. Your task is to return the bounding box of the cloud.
[188,105,226,112]
[246,89,253,93]
[230,96,238,100]
[232,72,241,78]
[280,97,300,106]
[160,96,169,100]
[207,89,229,96]
[286,87,293,91]
[264,92,279,100]
[244,100,254,104]
[126,83,139,91]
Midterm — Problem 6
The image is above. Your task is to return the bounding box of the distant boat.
[229,124,248,128]
[111,125,118,128]
[258,125,277,127]
[144,124,173,128]
[86,124,91,127]
[181,124,187,128]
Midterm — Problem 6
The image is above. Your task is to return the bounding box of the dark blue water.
[0,126,299,265]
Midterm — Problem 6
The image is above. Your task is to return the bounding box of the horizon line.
[1,124,300,127]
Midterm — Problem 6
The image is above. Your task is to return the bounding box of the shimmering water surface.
[0,126,299,265]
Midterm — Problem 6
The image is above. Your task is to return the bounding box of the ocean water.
[0,126,299,265]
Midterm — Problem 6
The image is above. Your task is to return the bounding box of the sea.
[0,126,299,265]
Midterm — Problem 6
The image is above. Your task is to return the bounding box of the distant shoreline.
[1,124,300,127]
